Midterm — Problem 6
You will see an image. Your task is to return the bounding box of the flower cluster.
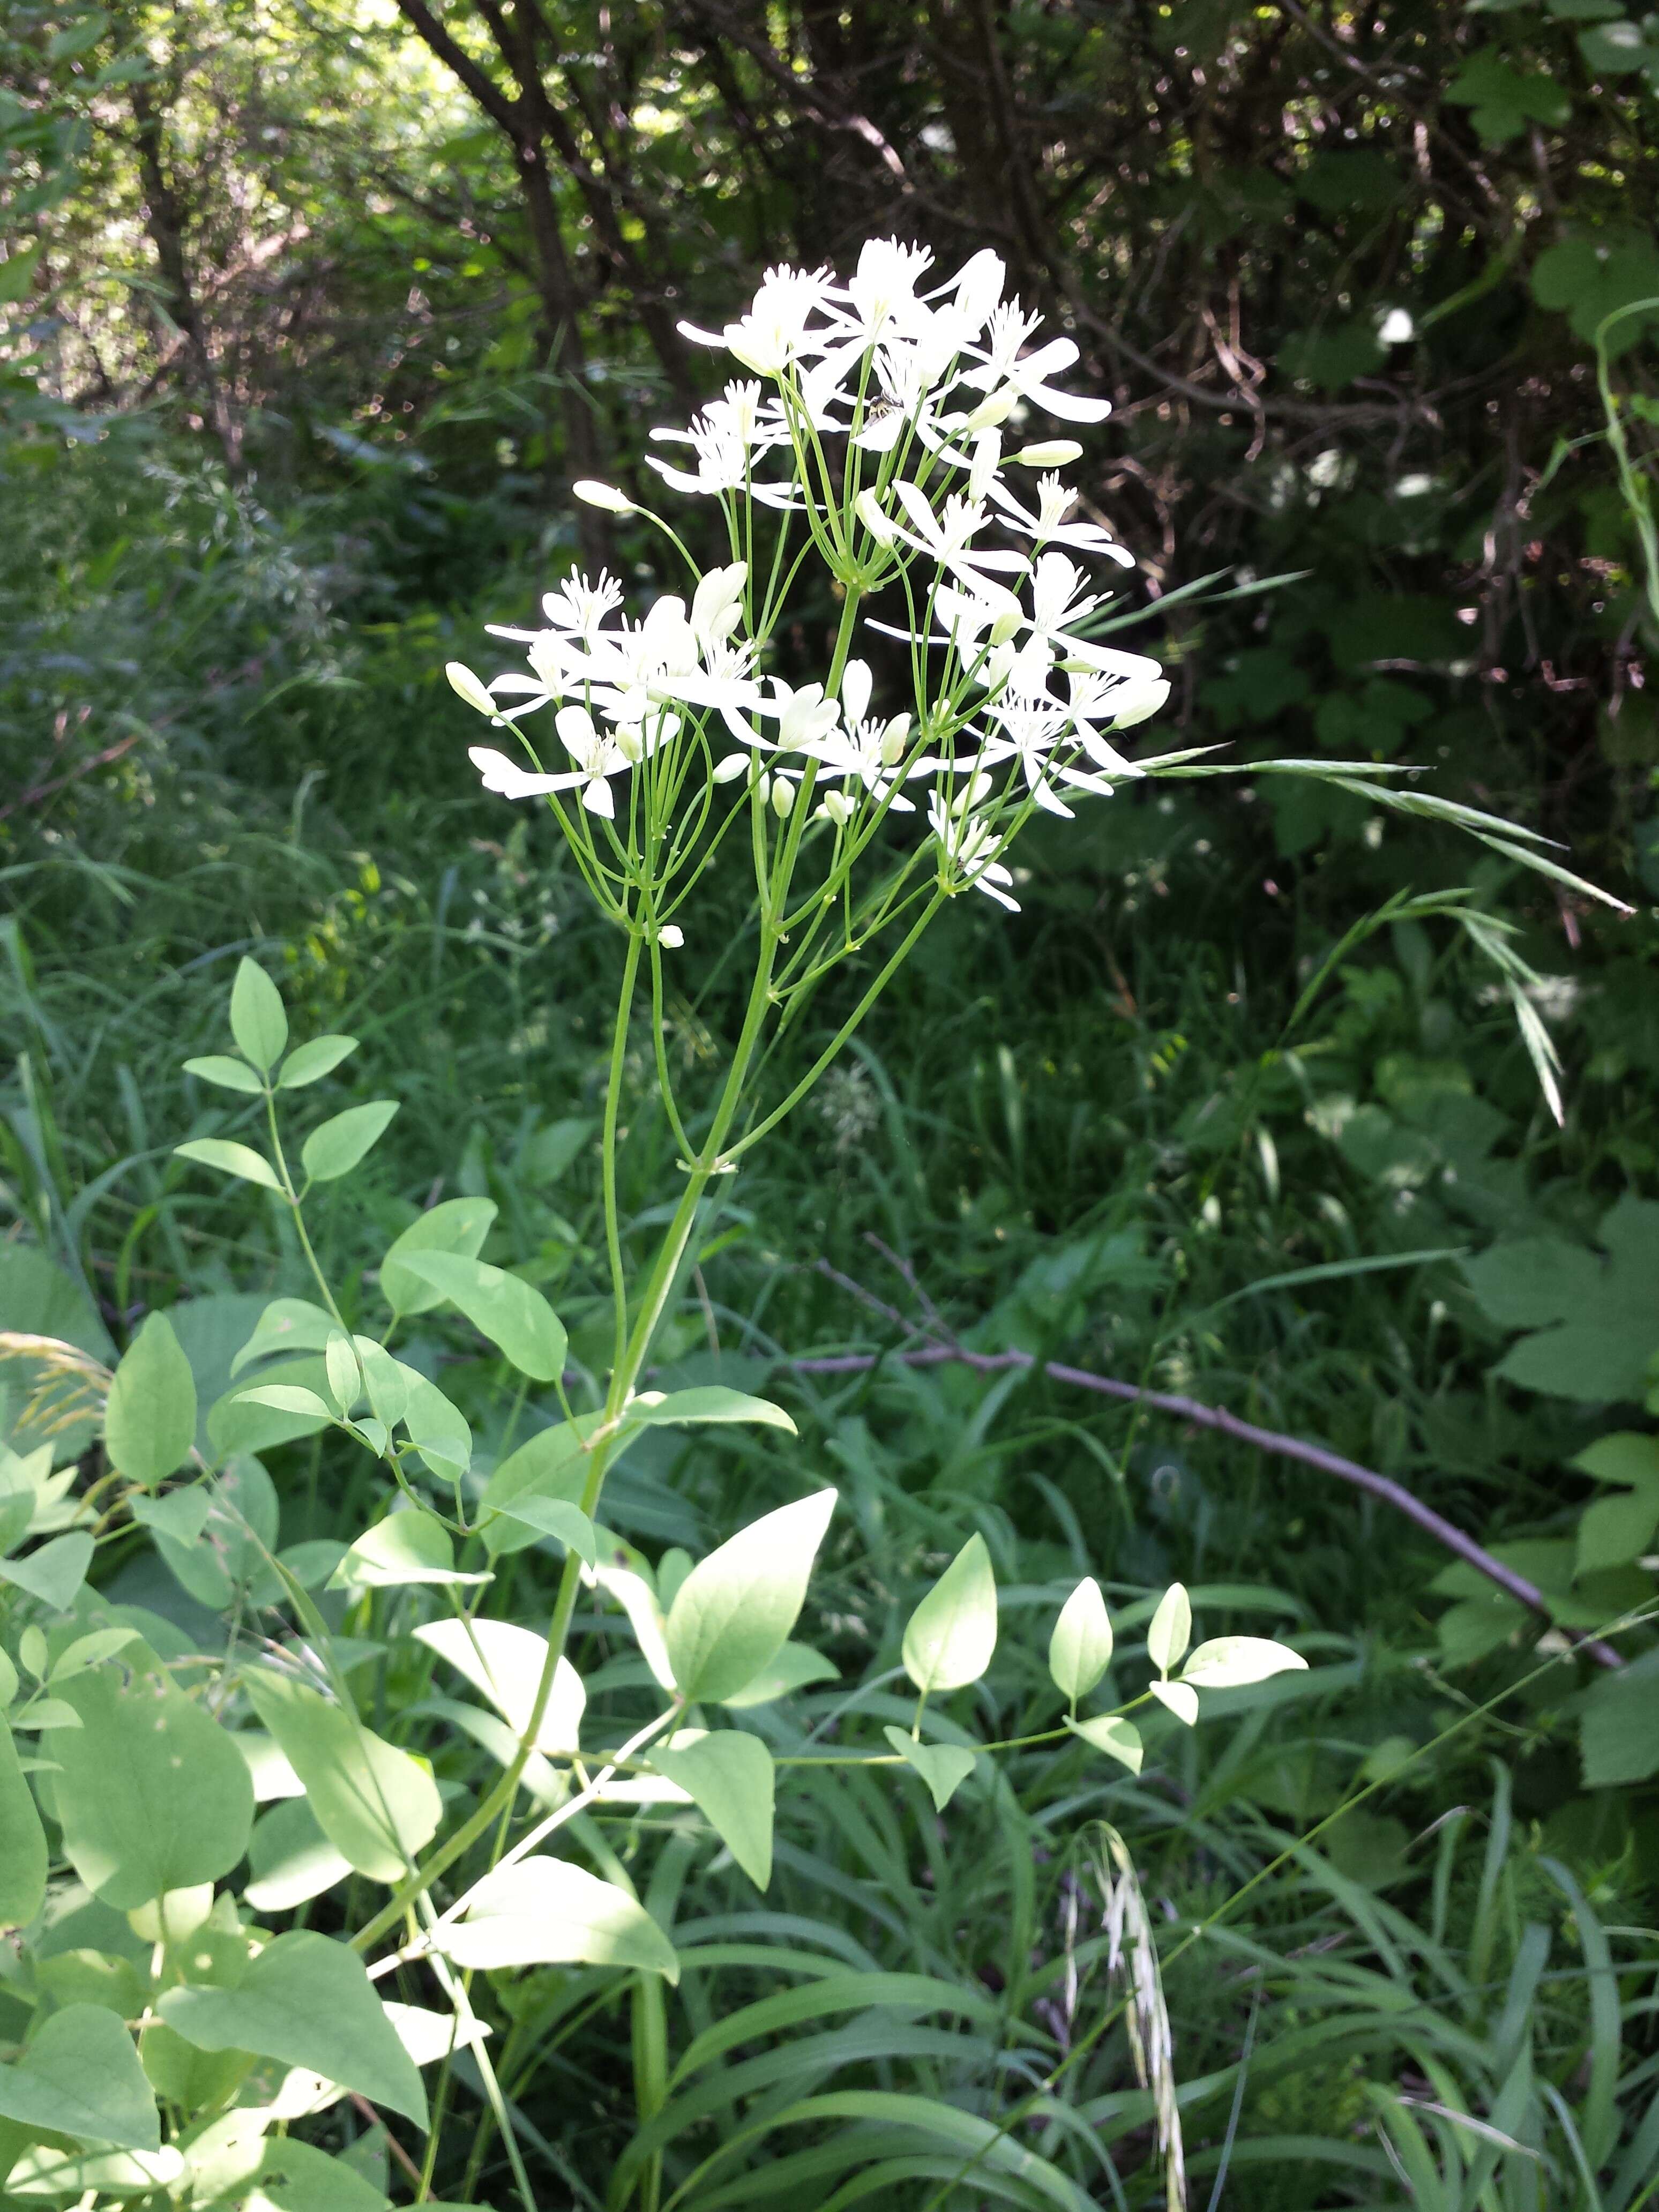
[449,238,1170,923]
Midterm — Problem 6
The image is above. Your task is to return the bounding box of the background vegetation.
[3,0,1658,2203]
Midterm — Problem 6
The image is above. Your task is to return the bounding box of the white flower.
[682,263,835,375]
[965,304,1112,424]
[977,697,1119,816]
[550,705,638,818]
[469,745,573,801]
[928,787,1020,910]
[990,472,1132,563]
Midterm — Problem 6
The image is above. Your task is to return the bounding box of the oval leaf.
[901,1533,997,1696]
[0,2003,160,2152]
[1146,1582,1192,1677]
[1048,1576,1112,1705]
[182,1056,264,1095]
[278,1035,360,1089]
[881,1727,978,1812]
[159,1930,427,2127]
[229,959,288,1073]
[1066,1714,1143,1774]
[244,1670,439,1884]
[175,1138,282,1192]
[414,1618,585,1753]
[398,1252,566,1381]
[665,1489,836,1705]
[379,1198,498,1318]
[1180,1636,1308,1690]
[301,1101,399,1185]
[330,1509,490,1591]
[649,1729,774,1889]
[440,1857,679,1981]
[51,1640,254,1907]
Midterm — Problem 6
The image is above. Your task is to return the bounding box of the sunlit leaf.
[901,1533,997,1695]
[438,1856,679,1981]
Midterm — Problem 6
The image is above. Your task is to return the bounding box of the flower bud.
[968,430,1002,504]
[854,488,896,545]
[988,607,1022,647]
[713,751,751,783]
[963,386,1018,433]
[756,771,772,806]
[614,723,643,764]
[1011,440,1083,468]
[879,713,911,766]
[446,662,496,716]
[772,776,796,819]
[573,480,636,513]
[818,789,853,828]
[659,924,684,949]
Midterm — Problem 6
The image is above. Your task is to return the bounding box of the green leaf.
[0,2003,159,2151]
[1579,1652,1659,1787]
[401,1370,472,1479]
[244,1797,352,1913]
[175,1137,283,1192]
[901,1533,997,1695]
[0,242,40,304]
[650,1729,775,1887]
[1575,1482,1659,1576]
[1048,1576,1113,1703]
[624,1386,797,1436]
[882,1727,978,1811]
[51,1640,254,1907]
[278,1034,360,1089]
[398,1252,566,1381]
[244,1670,440,1883]
[439,1856,679,1981]
[1147,1582,1192,1675]
[159,1930,427,2127]
[665,1489,835,1704]
[329,1509,491,1591]
[1182,1635,1307,1688]
[103,1312,197,1489]
[0,1531,93,1611]
[494,1493,597,1563]
[477,1416,597,1558]
[1573,1433,1659,1488]
[413,1618,585,1752]
[1580,18,1659,72]
[49,1626,142,1682]
[150,1456,281,1609]
[248,2138,392,2212]
[378,1198,498,1317]
[1443,47,1572,144]
[0,1721,47,1930]
[1066,1714,1144,1774]
[47,11,110,61]
[129,1489,213,1547]
[229,959,288,1072]
[1468,1198,1659,1404]
[229,1298,338,1377]
[182,1056,265,1095]
[720,1640,839,1708]
[301,1101,399,1184]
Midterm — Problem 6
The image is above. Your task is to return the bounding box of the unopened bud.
[968,430,1002,504]
[854,488,896,545]
[756,771,772,806]
[573,479,636,513]
[963,386,1018,433]
[713,751,751,783]
[819,789,853,828]
[1011,440,1082,467]
[772,776,796,819]
[446,662,496,716]
[879,713,911,766]
[988,608,1022,647]
[614,724,643,764]
[659,924,684,949]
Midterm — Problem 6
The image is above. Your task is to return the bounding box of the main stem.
[354,588,869,1957]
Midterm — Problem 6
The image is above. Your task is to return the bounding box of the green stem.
[604,934,644,1380]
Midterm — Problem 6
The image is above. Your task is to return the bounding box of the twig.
[773,1339,1625,1670]
[348,2095,427,2195]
